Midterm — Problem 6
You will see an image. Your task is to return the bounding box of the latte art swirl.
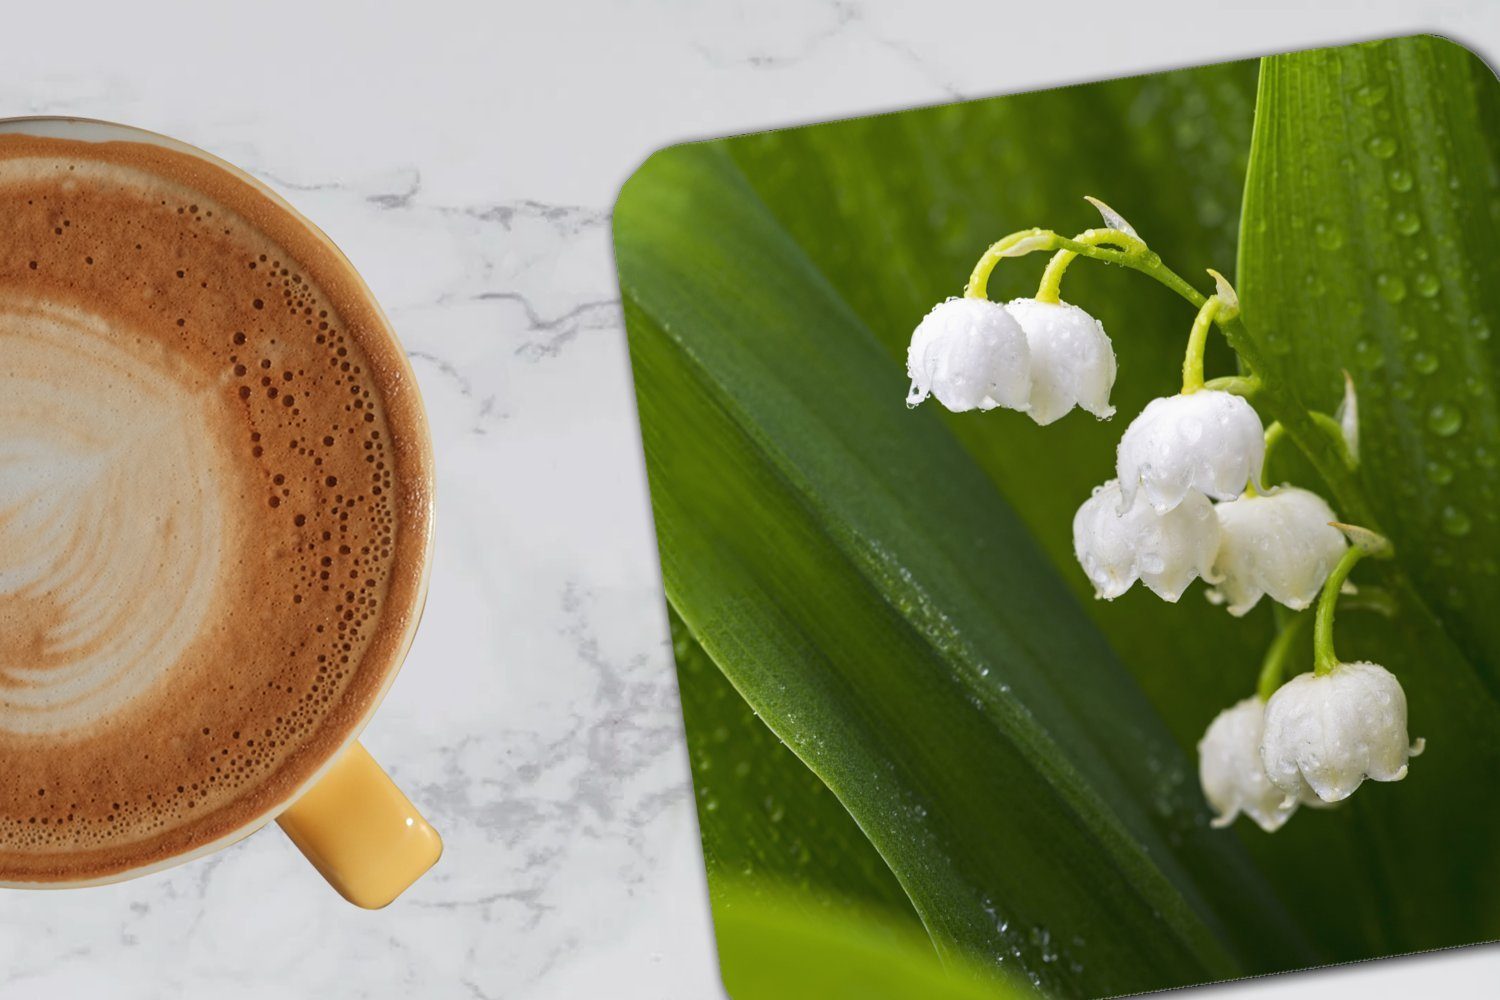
[0,300,228,736]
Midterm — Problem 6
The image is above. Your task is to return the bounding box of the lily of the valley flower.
[1208,487,1348,616]
[1260,661,1424,803]
[1116,389,1265,514]
[906,297,1030,413]
[1004,298,1116,425]
[1199,696,1317,832]
[1073,478,1219,601]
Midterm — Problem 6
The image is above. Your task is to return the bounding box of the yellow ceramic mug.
[0,117,440,908]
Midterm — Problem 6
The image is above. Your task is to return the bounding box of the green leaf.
[714,882,1033,1000]
[1237,34,1500,951]
[617,142,1310,997]
[671,607,923,924]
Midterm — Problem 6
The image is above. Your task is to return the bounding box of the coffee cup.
[0,117,440,908]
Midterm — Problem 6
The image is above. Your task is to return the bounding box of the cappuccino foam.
[0,134,431,883]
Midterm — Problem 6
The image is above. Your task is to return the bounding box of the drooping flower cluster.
[1072,381,1351,615]
[1198,696,1311,832]
[1198,658,1424,832]
[1115,390,1265,513]
[904,197,1420,833]
[1072,479,1218,602]
[907,296,1115,424]
[1207,487,1347,616]
[906,297,1030,413]
[1259,661,1424,804]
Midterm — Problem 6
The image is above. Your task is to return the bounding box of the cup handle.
[276,741,442,908]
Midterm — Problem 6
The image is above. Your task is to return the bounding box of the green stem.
[1036,229,1146,302]
[1181,296,1222,393]
[1258,611,1311,700]
[965,227,1194,304]
[1034,252,1068,304]
[964,228,1049,298]
[1261,420,1286,485]
[1314,546,1367,676]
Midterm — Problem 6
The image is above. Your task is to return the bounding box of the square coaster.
[614,34,1500,998]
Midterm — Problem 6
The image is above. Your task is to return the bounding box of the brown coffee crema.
[0,134,431,883]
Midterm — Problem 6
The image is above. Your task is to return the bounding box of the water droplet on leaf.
[1441,506,1472,537]
[1428,401,1464,436]
[1366,134,1398,159]
[1376,273,1407,303]
[1393,210,1422,235]
[1313,220,1345,250]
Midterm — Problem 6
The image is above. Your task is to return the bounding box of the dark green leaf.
[671,607,922,924]
[1237,34,1500,951]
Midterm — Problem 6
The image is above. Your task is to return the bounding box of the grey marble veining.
[3,2,1499,997]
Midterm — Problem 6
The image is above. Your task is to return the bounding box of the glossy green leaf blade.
[1243,35,1500,677]
[618,143,1310,996]
[671,608,923,926]
[1238,34,1500,950]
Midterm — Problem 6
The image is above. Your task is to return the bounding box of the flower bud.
[1260,662,1424,803]
[1208,487,1348,616]
[1073,478,1220,602]
[906,298,1030,413]
[1003,298,1116,425]
[1116,390,1265,514]
[1199,696,1313,832]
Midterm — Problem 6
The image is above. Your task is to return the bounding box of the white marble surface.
[3,2,1500,997]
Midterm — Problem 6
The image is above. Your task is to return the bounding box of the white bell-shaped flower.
[1073,478,1220,602]
[906,297,1030,413]
[1116,390,1265,514]
[1199,696,1315,832]
[1261,662,1424,804]
[1003,298,1116,425]
[1208,487,1348,616]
